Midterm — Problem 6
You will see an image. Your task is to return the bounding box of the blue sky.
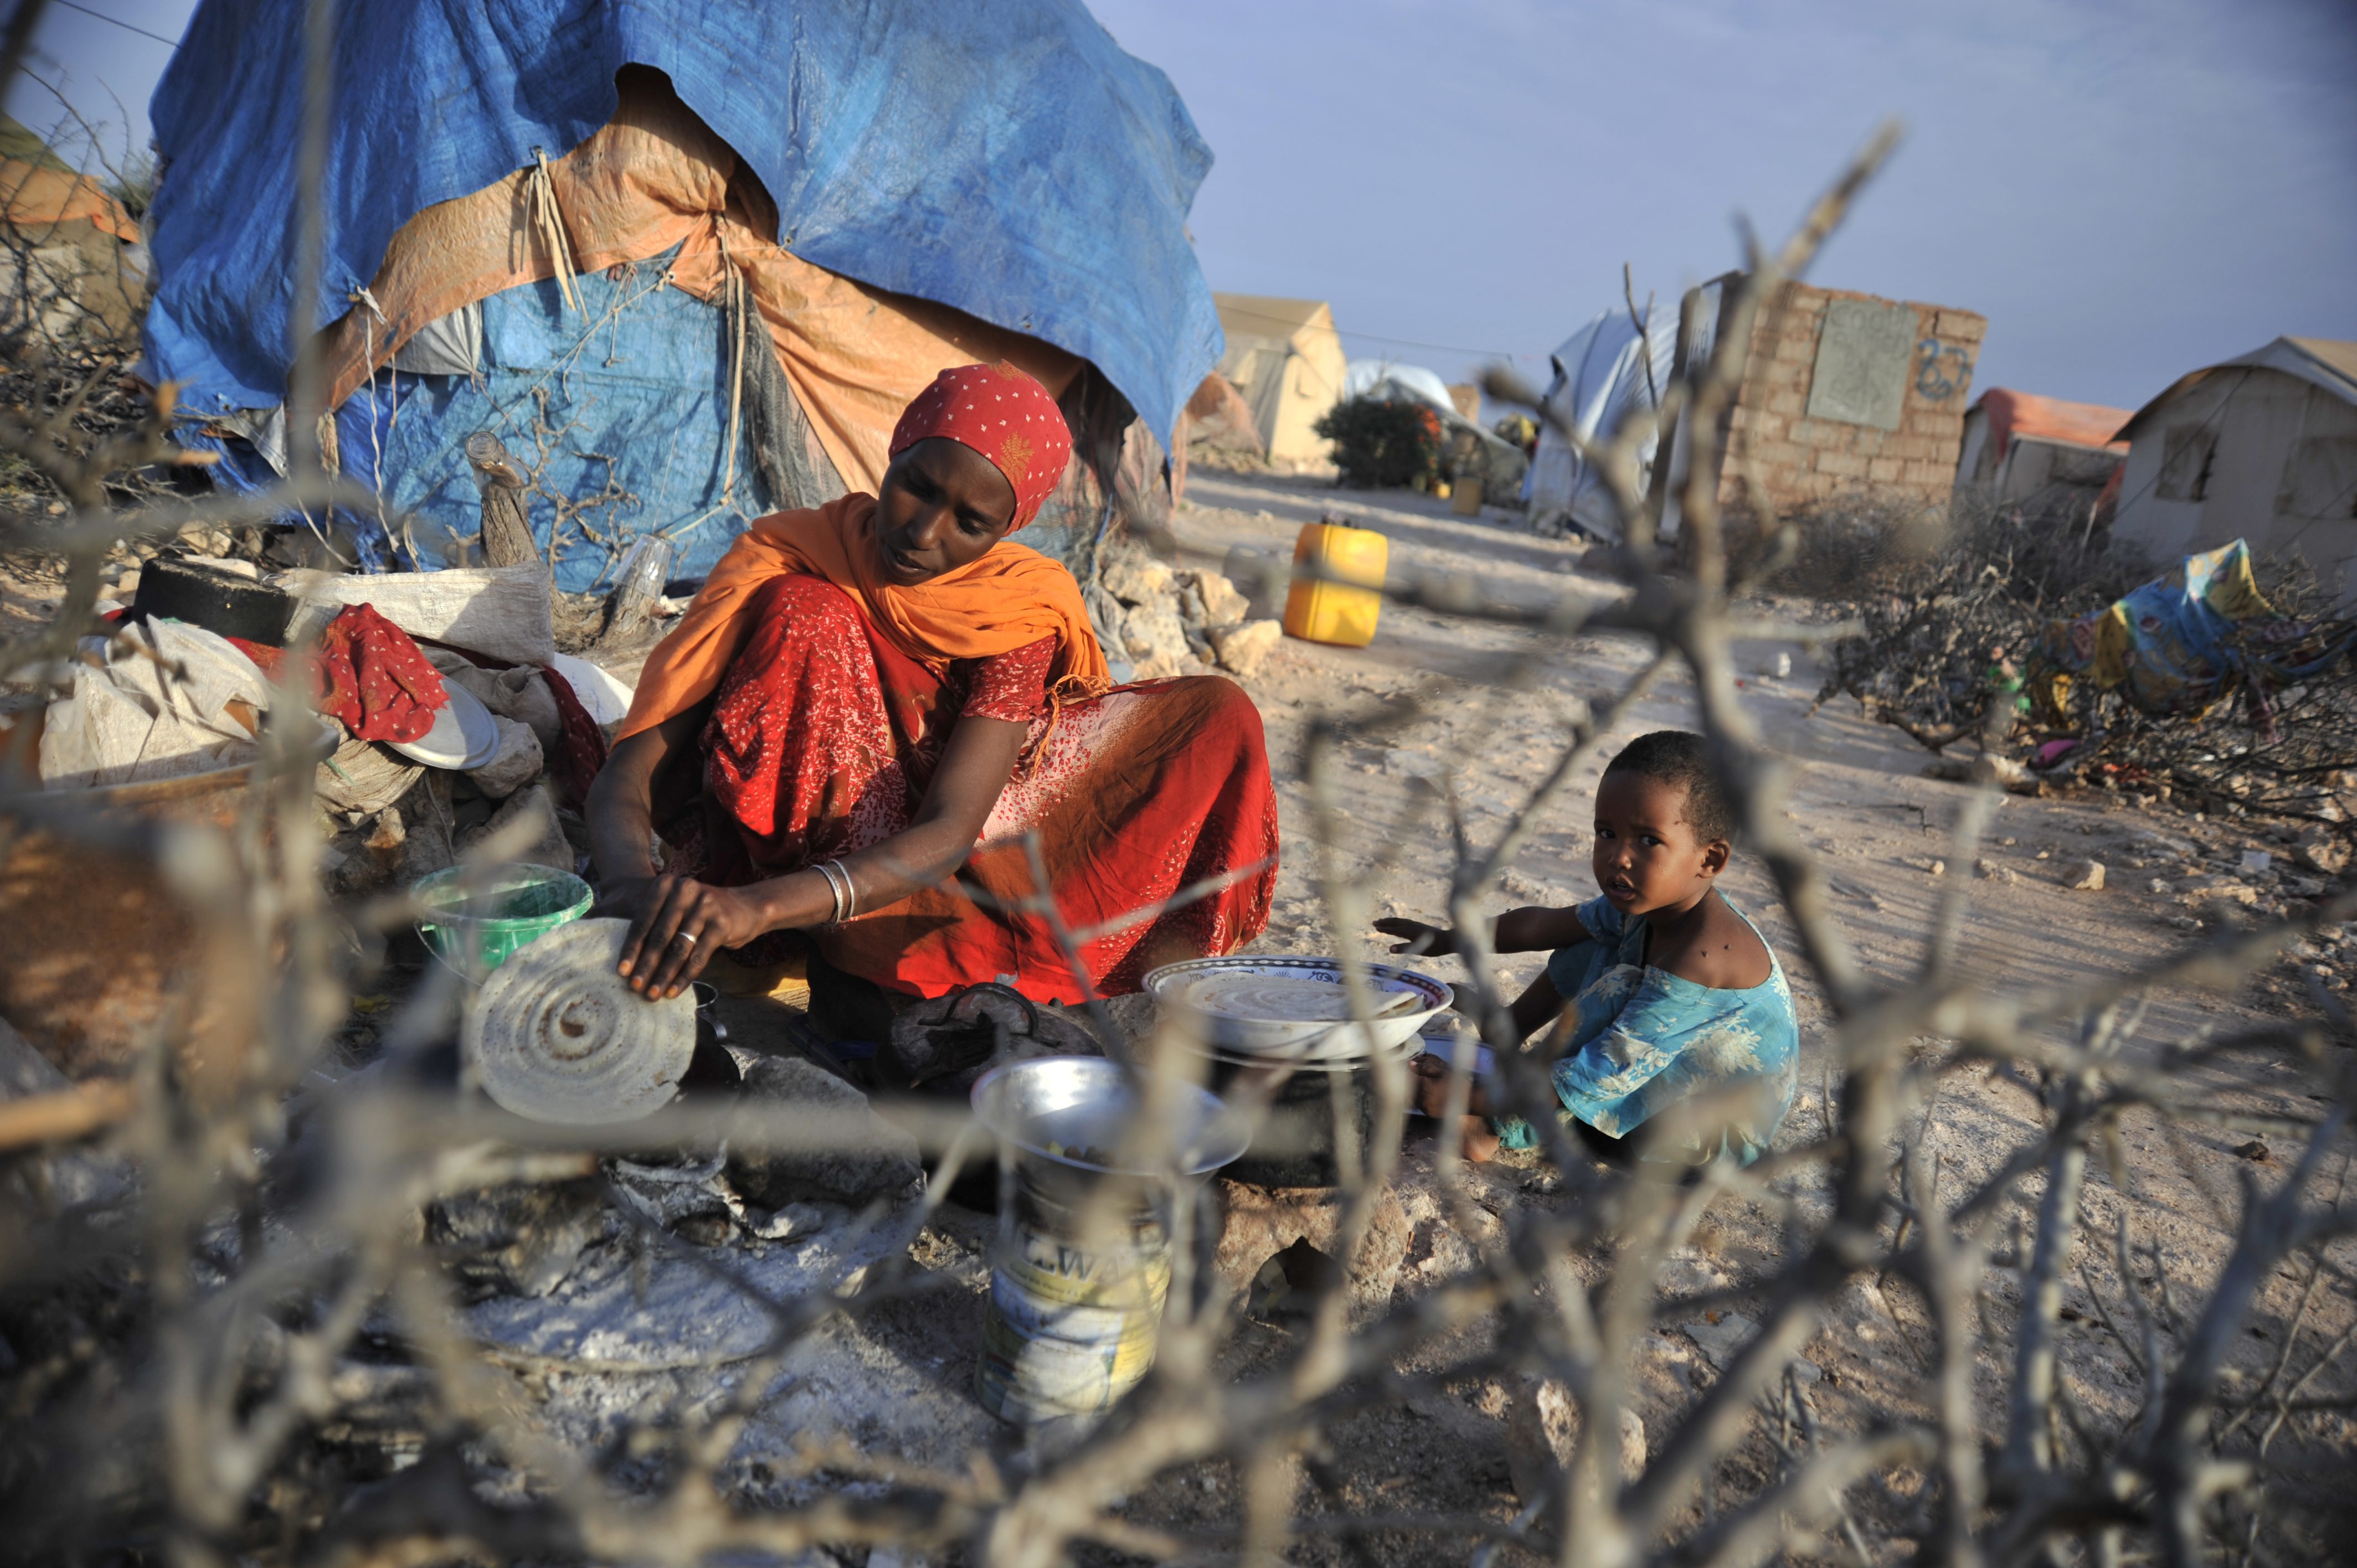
[12,0,2356,412]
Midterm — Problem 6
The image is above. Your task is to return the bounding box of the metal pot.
[1184,1044,1399,1190]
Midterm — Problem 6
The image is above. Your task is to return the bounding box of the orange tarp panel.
[0,159,140,244]
[315,70,1079,498]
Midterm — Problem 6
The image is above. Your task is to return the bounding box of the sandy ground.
[1140,467,2357,1559]
[7,486,2351,1561]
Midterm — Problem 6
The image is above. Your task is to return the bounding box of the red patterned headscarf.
[888,362,1074,530]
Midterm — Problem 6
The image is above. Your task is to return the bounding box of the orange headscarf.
[617,445,1109,741]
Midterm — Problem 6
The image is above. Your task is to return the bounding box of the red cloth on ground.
[658,574,1278,1002]
[316,604,446,743]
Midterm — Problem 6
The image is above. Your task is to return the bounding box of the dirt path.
[1162,468,2355,1548]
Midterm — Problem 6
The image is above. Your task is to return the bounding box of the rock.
[464,715,543,800]
[426,1179,612,1301]
[2240,848,2273,875]
[1657,1251,1728,1297]
[1928,859,1946,878]
[606,1149,734,1234]
[1214,1180,1414,1317]
[1505,1378,1646,1514]
[466,782,574,873]
[2286,874,2328,898]
[728,1056,923,1208]
[1210,618,1281,679]
[1682,1312,1756,1371]
[2181,879,2258,907]
[2297,827,2350,875]
[1190,570,1250,628]
[2234,1139,2270,1163]
[2066,859,2106,891]
[1118,596,1190,679]
[1100,551,1174,607]
[1975,858,2016,883]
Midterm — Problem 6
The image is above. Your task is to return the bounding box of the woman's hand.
[1372,916,1454,956]
[605,874,763,999]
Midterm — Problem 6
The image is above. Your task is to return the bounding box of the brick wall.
[1716,282,1984,522]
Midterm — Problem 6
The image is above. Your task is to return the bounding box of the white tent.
[1212,293,1349,468]
[1524,306,1677,540]
[1342,358,1455,412]
[2111,336,2357,602]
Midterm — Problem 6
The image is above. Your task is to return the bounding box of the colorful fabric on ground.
[889,363,1075,528]
[315,604,447,744]
[617,494,1109,742]
[659,574,1277,1001]
[2038,539,2355,715]
[1496,892,1798,1165]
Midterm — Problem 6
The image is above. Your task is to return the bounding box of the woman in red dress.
[587,362,1278,1010]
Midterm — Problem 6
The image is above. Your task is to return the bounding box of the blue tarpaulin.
[184,254,759,586]
[143,0,1221,452]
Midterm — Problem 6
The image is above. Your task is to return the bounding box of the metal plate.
[1143,955,1450,1061]
[387,681,501,769]
[462,919,695,1125]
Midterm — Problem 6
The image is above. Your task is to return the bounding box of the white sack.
[280,563,557,668]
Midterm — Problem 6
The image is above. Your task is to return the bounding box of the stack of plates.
[1143,956,1451,1062]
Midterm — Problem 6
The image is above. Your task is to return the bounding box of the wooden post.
[465,431,538,569]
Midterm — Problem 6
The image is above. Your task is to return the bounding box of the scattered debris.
[2067,859,2106,891]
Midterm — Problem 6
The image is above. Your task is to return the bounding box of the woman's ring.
[673,931,699,950]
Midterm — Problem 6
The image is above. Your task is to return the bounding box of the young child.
[1375,730,1798,1168]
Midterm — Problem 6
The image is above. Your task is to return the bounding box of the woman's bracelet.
[815,858,856,925]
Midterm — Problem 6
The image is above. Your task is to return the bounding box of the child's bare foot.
[1455,1113,1501,1163]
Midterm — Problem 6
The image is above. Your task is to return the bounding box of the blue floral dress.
[1494,891,1798,1165]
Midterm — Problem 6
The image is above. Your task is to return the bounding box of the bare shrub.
[2,69,2353,1568]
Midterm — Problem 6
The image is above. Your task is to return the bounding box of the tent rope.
[528,148,582,313]
[664,230,749,543]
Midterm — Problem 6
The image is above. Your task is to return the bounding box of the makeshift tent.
[1212,294,1346,468]
[1524,307,1675,540]
[143,1,1222,591]
[1342,359,1454,413]
[0,114,145,340]
[2109,337,2357,606]
[1955,389,2128,513]
[1343,364,1527,498]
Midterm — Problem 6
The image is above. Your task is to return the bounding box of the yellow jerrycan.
[1283,518,1387,648]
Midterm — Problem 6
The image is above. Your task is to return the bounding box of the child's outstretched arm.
[1375,905,1589,957]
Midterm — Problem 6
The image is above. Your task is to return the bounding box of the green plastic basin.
[414,864,594,979]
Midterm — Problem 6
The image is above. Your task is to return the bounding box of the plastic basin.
[414,864,593,979]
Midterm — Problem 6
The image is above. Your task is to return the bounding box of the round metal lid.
[462,919,696,1125]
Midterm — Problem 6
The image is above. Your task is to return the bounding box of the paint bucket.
[974,1163,1174,1424]
[969,1057,1246,1426]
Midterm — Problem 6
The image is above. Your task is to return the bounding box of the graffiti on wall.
[1915,338,1974,403]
